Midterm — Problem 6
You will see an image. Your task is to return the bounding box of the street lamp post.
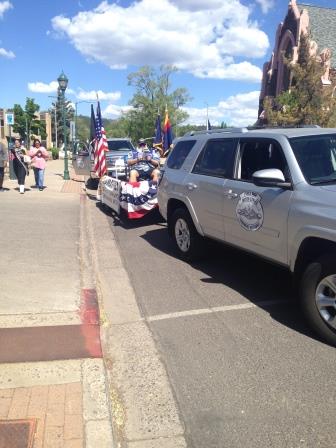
[57,71,70,180]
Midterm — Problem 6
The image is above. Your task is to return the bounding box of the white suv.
[158,127,336,346]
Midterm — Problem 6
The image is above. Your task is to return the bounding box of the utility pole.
[54,106,58,149]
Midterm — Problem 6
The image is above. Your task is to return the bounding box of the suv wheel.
[300,254,336,346]
[170,208,204,261]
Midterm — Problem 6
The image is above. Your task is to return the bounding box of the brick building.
[0,108,52,149]
[259,0,336,118]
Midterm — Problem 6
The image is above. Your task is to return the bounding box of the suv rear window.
[167,140,196,169]
[192,139,236,178]
[107,140,133,151]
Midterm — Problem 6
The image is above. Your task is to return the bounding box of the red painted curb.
[79,288,103,358]
[80,289,100,325]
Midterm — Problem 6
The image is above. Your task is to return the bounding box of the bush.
[50,148,59,160]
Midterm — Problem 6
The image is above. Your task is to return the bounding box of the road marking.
[147,299,287,322]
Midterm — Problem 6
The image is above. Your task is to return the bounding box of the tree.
[49,90,74,147]
[263,33,336,127]
[13,98,46,145]
[123,65,191,142]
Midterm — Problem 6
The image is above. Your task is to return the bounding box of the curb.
[84,195,188,447]
[79,193,115,447]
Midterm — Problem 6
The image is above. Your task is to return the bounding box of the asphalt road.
[107,210,336,448]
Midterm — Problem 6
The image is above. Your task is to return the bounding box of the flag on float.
[163,108,173,152]
[89,104,96,160]
[93,101,108,177]
[153,112,163,148]
[90,104,96,146]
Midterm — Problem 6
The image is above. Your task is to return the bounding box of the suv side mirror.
[252,169,292,189]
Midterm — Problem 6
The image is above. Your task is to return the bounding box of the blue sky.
[0,0,334,126]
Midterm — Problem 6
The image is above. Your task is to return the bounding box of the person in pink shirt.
[29,139,48,191]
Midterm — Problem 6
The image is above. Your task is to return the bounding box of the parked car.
[104,138,135,179]
[158,126,336,346]
[89,138,135,180]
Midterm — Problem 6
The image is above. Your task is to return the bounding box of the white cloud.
[0,47,15,58]
[28,81,75,94]
[28,81,59,93]
[255,0,274,14]
[170,0,223,11]
[51,0,268,82]
[182,90,260,127]
[193,62,262,82]
[77,89,121,102]
[100,90,260,126]
[103,104,132,118]
[0,1,12,19]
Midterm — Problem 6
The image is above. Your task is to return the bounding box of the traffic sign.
[70,120,75,141]
[5,113,14,126]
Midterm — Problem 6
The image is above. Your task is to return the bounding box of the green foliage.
[51,148,59,160]
[123,65,191,142]
[49,91,74,147]
[264,33,336,127]
[12,98,46,145]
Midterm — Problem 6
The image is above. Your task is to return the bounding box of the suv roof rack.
[247,124,321,130]
[184,127,248,136]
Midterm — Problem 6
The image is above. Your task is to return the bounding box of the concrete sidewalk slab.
[85,195,187,447]
[0,160,114,447]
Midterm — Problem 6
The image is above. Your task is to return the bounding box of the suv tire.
[170,208,204,261]
[300,254,336,347]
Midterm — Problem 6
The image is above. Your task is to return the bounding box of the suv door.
[183,138,237,239]
[222,138,293,264]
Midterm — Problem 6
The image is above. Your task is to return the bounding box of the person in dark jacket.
[11,139,29,194]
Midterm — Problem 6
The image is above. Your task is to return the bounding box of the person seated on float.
[127,138,160,182]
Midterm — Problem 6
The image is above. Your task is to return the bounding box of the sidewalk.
[0,160,114,448]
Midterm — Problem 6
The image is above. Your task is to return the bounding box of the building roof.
[298,3,336,67]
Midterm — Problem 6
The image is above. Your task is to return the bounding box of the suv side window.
[167,140,196,169]
[237,139,290,182]
[192,139,236,178]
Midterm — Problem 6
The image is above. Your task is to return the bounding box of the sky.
[0,0,334,127]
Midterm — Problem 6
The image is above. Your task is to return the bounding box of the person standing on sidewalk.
[0,141,8,191]
[29,139,48,191]
[11,139,29,194]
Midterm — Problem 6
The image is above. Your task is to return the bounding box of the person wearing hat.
[127,138,160,182]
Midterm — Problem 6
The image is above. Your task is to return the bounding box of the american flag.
[93,101,108,177]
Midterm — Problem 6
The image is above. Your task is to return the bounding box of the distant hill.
[76,115,119,142]
[76,114,230,143]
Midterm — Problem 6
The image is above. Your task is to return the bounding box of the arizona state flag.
[163,109,173,152]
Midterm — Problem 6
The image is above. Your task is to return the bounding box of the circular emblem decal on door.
[236,192,264,231]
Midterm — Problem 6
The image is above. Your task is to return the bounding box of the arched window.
[276,30,296,95]
[283,40,293,91]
